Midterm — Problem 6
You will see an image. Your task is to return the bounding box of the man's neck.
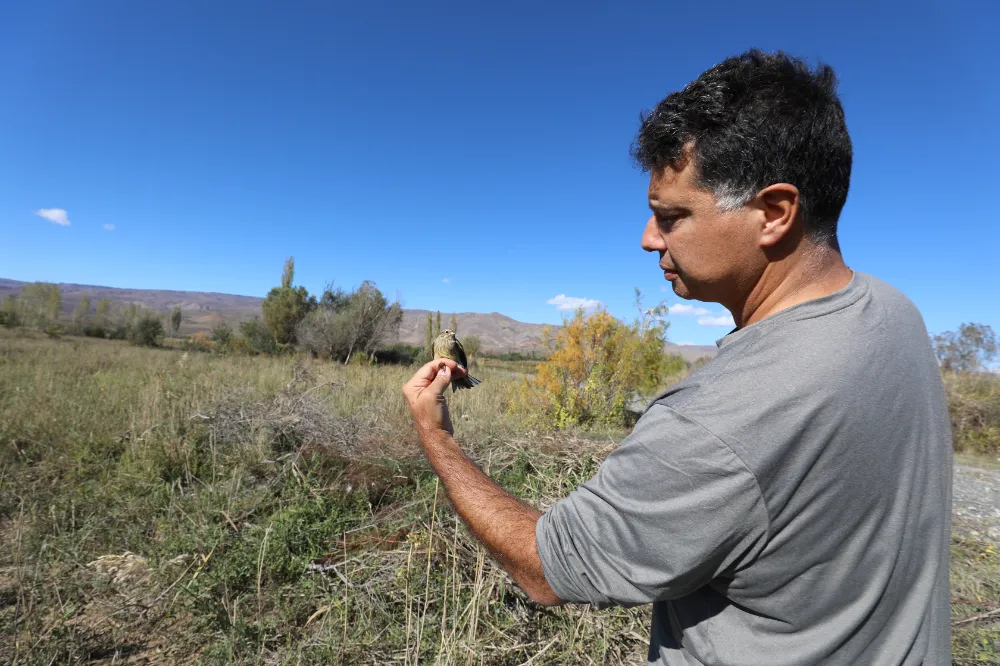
[732,245,853,329]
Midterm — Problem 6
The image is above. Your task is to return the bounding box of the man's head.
[634,50,852,306]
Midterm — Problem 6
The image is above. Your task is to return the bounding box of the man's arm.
[402,359,563,606]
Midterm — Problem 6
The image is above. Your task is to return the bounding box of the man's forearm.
[419,429,563,606]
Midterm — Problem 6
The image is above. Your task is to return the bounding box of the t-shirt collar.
[716,271,862,349]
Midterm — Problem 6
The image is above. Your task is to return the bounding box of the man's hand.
[401,358,563,607]
[402,359,467,439]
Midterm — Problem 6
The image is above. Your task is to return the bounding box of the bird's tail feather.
[451,374,481,392]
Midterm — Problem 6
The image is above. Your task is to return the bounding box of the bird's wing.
[454,339,470,369]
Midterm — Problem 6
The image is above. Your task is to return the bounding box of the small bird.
[433,329,481,393]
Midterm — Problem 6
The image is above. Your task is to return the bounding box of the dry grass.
[946,371,1000,456]
[0,332,647,664]
[1,330,998,664]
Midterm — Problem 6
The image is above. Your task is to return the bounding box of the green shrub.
[239,317,277,355]
[82,325,107,339]
[127,314,164,347]
[106,325,129,340]
[0,310,19,328]
[373,343,423,366]
[211,322,234,350]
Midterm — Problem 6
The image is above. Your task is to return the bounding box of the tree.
[296,280,402,363]
[461,334,481,366]
[434,311,441,338]
[281,256,295,289]
[262,256,315,344]
[17,282,61,328]
[170,306,182,336]
[319,282,350,312]
[96,298,111,326]
[47,286,61,323]
[450,312,457,334]
[72,294,92,330]
[120,303,140,329]
[424,312,434,358]
[297,309,348,360]
[933,323,998,373]
[337,281,402,363]
[0,295,19,328]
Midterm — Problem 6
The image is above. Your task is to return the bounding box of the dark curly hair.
[631,50,852,248]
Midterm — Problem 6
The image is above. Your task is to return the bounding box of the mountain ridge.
[0,278,717,361]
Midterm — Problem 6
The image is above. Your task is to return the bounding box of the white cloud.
[441,278,450,284]
[698,314,736,327]
[102,223,115,231]
[36,208,70,226]
[547,294,601,311]
[668,303,711,316]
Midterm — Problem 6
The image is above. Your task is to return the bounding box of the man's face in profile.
[641,159,759,306]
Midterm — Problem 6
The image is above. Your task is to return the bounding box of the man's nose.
[641,215,664,253]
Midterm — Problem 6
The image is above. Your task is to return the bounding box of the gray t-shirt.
[536,272,952,665]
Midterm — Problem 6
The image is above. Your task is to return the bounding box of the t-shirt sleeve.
[535,404,769,608]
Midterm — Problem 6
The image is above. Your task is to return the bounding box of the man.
[403,50,952,665]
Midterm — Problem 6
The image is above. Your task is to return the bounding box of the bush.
[461,335,481,366]
[128,314,165,347]
[82,325,107,339]
[0,310,19,328]
[239,317,278,355]
[183,331,215,353]
[296,308,351,360]
[373,343,423,366]
[296,281,402,363]
[525,295,671,428]
[486,350,542,362]
[211,323,234,350]
[946,371,1000,455]
[106,325,129,340]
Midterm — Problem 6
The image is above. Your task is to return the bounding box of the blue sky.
[2,0,997,345]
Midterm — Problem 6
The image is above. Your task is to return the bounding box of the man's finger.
[426,364,453,397]
[410,359,445,383]
[405,359,449,391]
[403,359,464,402]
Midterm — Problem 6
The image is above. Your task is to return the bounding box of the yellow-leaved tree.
[526,289,682,428]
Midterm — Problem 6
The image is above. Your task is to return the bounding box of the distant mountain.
[397,309,551,354]
[0,278,717,360]
[663,341,719,363]
[0,278,262,335]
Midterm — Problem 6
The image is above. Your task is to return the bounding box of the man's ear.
[753,183,800,248]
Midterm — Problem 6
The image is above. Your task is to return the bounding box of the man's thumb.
[430,364,452,393]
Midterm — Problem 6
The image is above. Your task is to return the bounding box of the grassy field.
[1,331,999,664]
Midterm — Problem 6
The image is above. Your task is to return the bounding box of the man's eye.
[656,215,678,230]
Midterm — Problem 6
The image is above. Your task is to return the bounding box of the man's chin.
[668,278,691,300]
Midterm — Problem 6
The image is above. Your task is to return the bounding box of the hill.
[0,278,717,360]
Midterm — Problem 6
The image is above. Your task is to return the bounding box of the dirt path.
[953,463,1000,542]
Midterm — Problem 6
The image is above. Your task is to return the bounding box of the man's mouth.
[660,264,678,278]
